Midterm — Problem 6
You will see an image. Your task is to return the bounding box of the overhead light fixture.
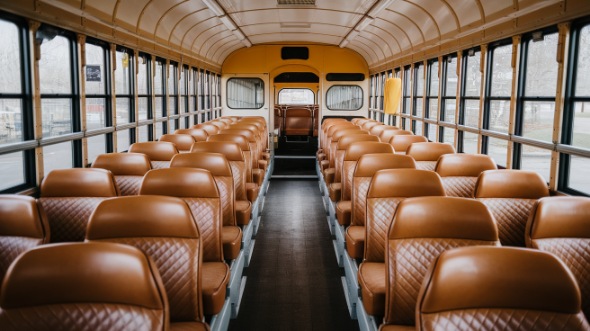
[219,15,237,31]
[368,0,394,18]
[356,16,374,31]
[202,0,225,16]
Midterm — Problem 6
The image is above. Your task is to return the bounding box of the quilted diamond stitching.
[214,177,234,226]
[150,161,170,169]
[422,309,590,331]
[390,239,494,325]
[115,176,142,196]
[441,177,477,198]
[229,161,247,200]
[352,177,371,226]
[39,198,105,243]
[341,161,355,201]
[479,198,536,247]
[0,303,165,331]
[0,237,42,284]
[366,198,402,262]
[536,238,590,318]
[186,198,222,262]
[104,237,200,322]
[416,161,436,171]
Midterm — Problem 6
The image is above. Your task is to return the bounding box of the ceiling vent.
[277,0,316,6]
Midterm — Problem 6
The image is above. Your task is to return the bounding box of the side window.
[227,78,264,109]
[326,85,363,110]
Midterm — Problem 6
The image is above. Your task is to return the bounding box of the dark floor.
[272,157,317,177]
[274,136,318,156]
[228,179,359,331]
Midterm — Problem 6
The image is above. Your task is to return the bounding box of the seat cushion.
[329,182,342,202]
[346,225,365,259]
[202,262,230,315]
[245,183,259,203]
[235,200,251,225]
[320,160,330,172]
[222,226,242,260]
[358,262,386,316]
[252,169,264,187]
[336,200,352,226]
[323,168,335,184]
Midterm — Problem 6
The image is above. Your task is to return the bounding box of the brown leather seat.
[379,128,413,143]
[139,168,229,316]
[92,152,152,196]
[171,152,243,260]
[207,134,259,202]
[345,154,416,259]
[191,141,252,225]
[38,168,118,243]
[320,122,357,170]
[160,133,196,152]
[284,108,312,136]
[434,153,497,197]
[361,120,380,131]
[193,123,220,135]
[317,119,353,161]
[414,246,590,331]
[0,195,49,287]
[174,128,209,142]
[129,141,179,169]
[323,128,368,185]
[389,134,428,154]
[222,127,265,185]
[380,197,500,329]
[358,169,445,316]
[526,196,590,320]
[0,242,172,331]
[86,197,210,329]
[209,119,230,130]
[368,124,393,137]
[474,169,549,247]
[406,142,455,170]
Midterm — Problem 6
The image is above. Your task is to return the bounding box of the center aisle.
[229,179,359,331]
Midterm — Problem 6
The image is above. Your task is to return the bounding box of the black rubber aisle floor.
[229,179,359,331]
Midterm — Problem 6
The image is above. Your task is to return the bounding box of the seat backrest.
[351,154,416,227]
[340,140,391,201]
[369,124,393,137]
[332,130,372,183]
[191,141,248,201]
[160,133,196,152]
[171,152,235,227]
[0,242,169,331]
[193,123,220,135]
[416,246,590,331]
[324,122,356,156]
[128,141,179,169]
[38,168,118,243]
[92,153,152,196]
[384,196,500,326]
[87,196,204,325]
[0,195,49,287]
[389,134,429,154]
[284,108,312,135]
[475,170,549,247]
[139,168,222,262]
[320,120,353,153]
[406,142,455,170]
[221,128,259,168]
[209,120,229,131]
[434,153,497,197]
[207,133,253,182]
[361,120,380,131]
[526,196,590,319]
[328,126,363,168]
[365,169,445,262]
[174,128,208,142]
[232,122,266,155]
[379,128,413,143]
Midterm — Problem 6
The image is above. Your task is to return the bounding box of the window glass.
[414,120,422,135]
[489,100,510,133]
[85,43,106,95]
[442,127,454,145]
[116,129,130,152]
[168,63,178,115]
[115,49,132,124]
[520,144,551,182]
[427,60,439,119]
[443,99,456,123]
[491,44,512,96]
[568,155,590,193]
[461,131,478,154]
[137,55,149,121]
[486,137,508,167]
[463,51,481,97]
[0,20,21,94]
[40,36,71,94]
[522,100,555,141]
[138,125,149,142]
[426,123,437,141]
[445,57,458,96]
[156,122,165,140]
[87,135,106,165]
[278,89,315,104]
[86,98,106,130]
[44,142,73,173]
[0,152,25,191]
[0,99,22,144]
[463,99,480,127]
[41,99,72,137]
[227,78,264,109]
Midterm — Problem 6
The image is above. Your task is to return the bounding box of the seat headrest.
[140,168,219,198]
[379,129,413,142]
[418,246,582,314]
[367,169,445,198]
[434,153,497,177]
[0,195,47,239]
[390,197,499,241]
[338,134,378,151]
[527,196,590,241]
[128,141,179,161]
[174,128,208,141]
[170,152,232,176]
[332,128,364,142]
[361,121,380,130]
[220,129,256,142]
[0,242,166,309]
[344,141,394,161]
[207,134,250,151]
[285,108,311,116]
[474,170,549,199]
[92,152,151,176]
[190,141,244,161]
[389,135,429,152]
[327,122,356,136]
[87,195,199,240]
[231,123,262,132]
[354,154,416,177]
[192,123,219,135]
[159,134,196,151]
[209,121,229,130]
[406,142,455,161]
[369,124,392,136]
[40,169,118,197]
